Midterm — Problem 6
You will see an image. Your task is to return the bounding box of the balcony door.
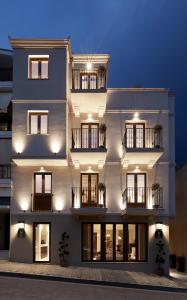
[125,123,145,148]
[33,173,52,211]
[81,173,98,207]
[80,73,97,89]
[81,123,99,149]
[127,173,146,207]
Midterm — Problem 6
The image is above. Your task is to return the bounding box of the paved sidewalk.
[0,260,187,290]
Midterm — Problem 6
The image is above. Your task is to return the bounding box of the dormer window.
[28,55,49,79]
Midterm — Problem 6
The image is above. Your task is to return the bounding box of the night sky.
[0,0,187,165]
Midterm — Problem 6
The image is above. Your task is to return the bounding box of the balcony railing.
[0,123,11,131]
[72,69,106,91]
[72,187,106,208]
[72,128,106,150]
[0,165,11,179]
[123,128,163,150]
[31,193,53,212]
[122,187,163,210]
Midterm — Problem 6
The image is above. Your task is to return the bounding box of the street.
[0,276,186,300]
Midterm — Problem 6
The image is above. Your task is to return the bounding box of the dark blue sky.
[1,0,187,164]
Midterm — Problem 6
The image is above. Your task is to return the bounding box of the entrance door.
[34,223,50,262]
[127,173,146,207]
[81,173,98,207]
[81,123,99,149]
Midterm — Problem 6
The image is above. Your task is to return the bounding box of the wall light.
[155,222,163,239]
[14,140,25,154]
[18,221,25,238]
[134,165,140,173]
[87,113,93,122]
[133,112,140,122]
[86,62,92,71]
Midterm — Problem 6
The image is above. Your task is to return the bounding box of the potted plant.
[152,183,160,209]
[99,124,106,148]
[155,240,166,276]
[98,183,106,207]
[59,232,70,267]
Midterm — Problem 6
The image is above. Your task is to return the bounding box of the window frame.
[29,57,49,80]
[126,173,147,207]
[125,123,145,148]
[33,222,51,263]
[34,172,52,196]
[29,112,48,135]
[81,223,148,262]
[80,72,97,90]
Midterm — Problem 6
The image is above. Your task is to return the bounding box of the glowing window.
[28,56,49,79]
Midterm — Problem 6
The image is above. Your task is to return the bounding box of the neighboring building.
[170,164,187,266]
[0,49,12,258]
[1,38,175,274]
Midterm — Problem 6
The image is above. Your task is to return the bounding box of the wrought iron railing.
[72,69,106,90]
[72,187,106,208]
[72,128,106,149]
[31,193,53,212]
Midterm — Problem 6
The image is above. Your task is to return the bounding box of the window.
[80,73,97,89]
[29,112,48,134]
[126,173,146,207]
[125,123,145,148]
[33,173,52,211]
[34,223,50,262]
[82,223,147,262]
[29,56,49,79]
[81,123,99,148]
[81,173,98,207]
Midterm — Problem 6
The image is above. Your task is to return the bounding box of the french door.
[126,173,146,207]
[81,123,99,149]
[81,173,98,207]
[33,173,52,211]
[125,123,145,148]
[34,223,50,262]
[80,73,97,89]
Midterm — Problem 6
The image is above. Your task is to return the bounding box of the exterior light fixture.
[86,62,92,71]
[18,221,25,238]
[155,222,163,239]
[134,165,140,173]
[133,112,139,122]
[87,113,93,122]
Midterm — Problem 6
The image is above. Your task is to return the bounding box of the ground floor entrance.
[0,212,10,251]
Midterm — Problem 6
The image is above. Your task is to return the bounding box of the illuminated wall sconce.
[134,165,140,173]
[133,112,140,122]
[155,222,163,239]
[86,62,92,71]
[18,221,25,238]
[87,113,93,122]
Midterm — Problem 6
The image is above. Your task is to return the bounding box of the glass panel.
[128,224,136,261]
[40,115,48,134]
[35,174,42,193]
[83,224,91,261]
[44,175,51,194]
[136,124,144,148]
[81,175,89,206]
[81,75,89,89]
[138,224,147,261]
[90,74,97,89]
[127,174,135,203]
[81,125,89,148]
[31,61,39,79]
[137,174,146,203]
[105,224,113,261]
[116,224,123,261]
[30,115,38,134]
[41,60,48,79]
[90,174,98,206]
[93,224,101,261]
[126,124,133,148]
[91,124,98,148]
[35,224,50,262]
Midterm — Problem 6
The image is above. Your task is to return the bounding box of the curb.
[0,271,187,293]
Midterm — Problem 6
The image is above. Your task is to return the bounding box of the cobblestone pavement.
[0,260,187,289]
[0,277,187,300]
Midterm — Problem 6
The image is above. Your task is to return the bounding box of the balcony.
[0,165,11,188]
[122,127,163,168]
[31,193,53,212]
[71,68,107,116]
[71,186,107,216]
[70,127,107,168]
[121,186,163,216]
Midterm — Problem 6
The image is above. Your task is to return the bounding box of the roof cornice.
[72,54,110,64]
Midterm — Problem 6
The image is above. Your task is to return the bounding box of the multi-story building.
[1,38,175,274]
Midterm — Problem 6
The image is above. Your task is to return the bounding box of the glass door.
[127,173,146,207]
[125,123,145,148]
[34,223,50,262]
[81,123,99,149]
[81,173,98,207]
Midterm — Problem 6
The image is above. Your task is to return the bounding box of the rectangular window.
[126,173,146,207]
[80,73,97,89]
[29,56,49,79]
[33,173,52,211]
[34,223,50,262]
[29,112,48,135]
[82,223,147,262]
[125,123,145,148]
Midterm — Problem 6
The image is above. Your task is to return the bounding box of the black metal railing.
[72,69,106,90]
[31,193,53,212]
[0,123,11,131]
[72,128,106,149]
[123,128,162,149]
[122,187,163,209]
[72,187,106,208]
[0,165,11,179]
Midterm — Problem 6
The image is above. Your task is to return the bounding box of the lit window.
[28,56,49,79]
[29,112,48,135]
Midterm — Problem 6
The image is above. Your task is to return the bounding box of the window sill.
[26,133,49,136]
[27,78,49,80]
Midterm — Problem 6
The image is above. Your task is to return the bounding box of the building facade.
[0,38,175,273]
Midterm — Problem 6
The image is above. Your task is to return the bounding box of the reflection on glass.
[105,224,113,260]
[116,224,123,261]
[93,224,101,261]
[35,224,50,262]
[128,224,136,261]
[83,224,91,260]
